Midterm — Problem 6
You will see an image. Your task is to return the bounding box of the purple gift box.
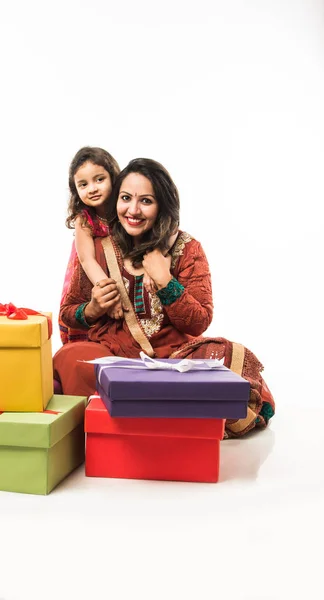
[95,360,250,419]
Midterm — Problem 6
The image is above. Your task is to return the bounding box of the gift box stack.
[85,355,250,483]
[0,304,86,495]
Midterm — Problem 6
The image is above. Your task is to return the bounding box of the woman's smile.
[125,216,145,227]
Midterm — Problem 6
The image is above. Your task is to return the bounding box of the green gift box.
[0,395,87,495]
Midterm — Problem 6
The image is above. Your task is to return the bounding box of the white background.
[0,0,322,377]
[0,1,323,599]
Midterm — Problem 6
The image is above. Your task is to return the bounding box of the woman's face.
[116,173,159,242]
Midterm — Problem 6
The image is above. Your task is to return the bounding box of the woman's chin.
[123,224,145,239]
[126,228,142,238]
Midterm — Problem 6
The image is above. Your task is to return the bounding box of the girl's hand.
[85,278,120,323]
[142,250,172,290]
[107,299,129,320]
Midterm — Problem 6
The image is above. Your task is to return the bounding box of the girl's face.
[74,161,112,214]
[116,173,159,243]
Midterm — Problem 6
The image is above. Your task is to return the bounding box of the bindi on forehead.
[120,189,155,199]
[133,192,154,198]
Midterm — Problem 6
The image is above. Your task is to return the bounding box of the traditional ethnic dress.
[54,232,275,437]
[59,209,109,344]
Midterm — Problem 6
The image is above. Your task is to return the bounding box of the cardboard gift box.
[0,395,87,494]
[95,361,250,419]
[85,396,225,483]
[0,314,53,411]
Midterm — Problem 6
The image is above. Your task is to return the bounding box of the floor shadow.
[219,426,276,482]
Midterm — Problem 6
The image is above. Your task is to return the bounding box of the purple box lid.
[95,361,250,419]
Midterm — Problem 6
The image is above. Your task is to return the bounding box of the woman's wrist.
[75,302,93,328]
[156,277,185,306]
[155,274,173,290]
[83,301,102,325]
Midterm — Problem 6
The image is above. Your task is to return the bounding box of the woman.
[54,158,275,437]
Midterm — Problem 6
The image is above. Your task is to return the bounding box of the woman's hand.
[142,250,172,291]
[143,270,157,295]
[84,278,121,324]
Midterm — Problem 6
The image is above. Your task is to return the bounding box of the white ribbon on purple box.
[84,351,224,374]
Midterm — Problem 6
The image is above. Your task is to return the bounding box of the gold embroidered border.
[171,231,193,269]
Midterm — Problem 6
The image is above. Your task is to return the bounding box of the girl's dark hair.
[66,146,120,228]
[107,158,180,267]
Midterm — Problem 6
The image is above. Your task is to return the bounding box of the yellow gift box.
[0,314,53,412]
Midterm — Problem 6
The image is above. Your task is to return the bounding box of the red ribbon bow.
[0,303,52,339]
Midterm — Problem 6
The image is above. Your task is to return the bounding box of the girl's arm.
[75,216,109,285]
[60,239,121,329]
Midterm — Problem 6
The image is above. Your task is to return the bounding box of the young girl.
[59,146,177,345]
[59,146,121,344]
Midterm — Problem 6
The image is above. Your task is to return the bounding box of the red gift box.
[85,397,225,483]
